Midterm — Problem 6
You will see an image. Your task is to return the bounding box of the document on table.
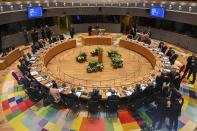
[36,77,46,82]
[30,71,39,76]
[45,82,53,87]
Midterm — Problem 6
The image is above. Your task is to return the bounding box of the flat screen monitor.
[28,7,43,18]
[150,7,165,18]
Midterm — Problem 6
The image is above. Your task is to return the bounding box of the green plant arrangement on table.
[108,50,123,68]
[90,47,104,56]
[87,60,104,73]
[76,52,87,63]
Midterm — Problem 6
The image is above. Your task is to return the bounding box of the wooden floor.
[47,45,152,86]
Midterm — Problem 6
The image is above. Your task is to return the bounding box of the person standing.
[45,25,52,42]
[34,28,39,43]
[31,28,35,44]
[23,29,29,46]
[182,54,196,82]
[41,26,46,40]
[187,54,197,84]
[88,25,92,36]
[70,25,75,39]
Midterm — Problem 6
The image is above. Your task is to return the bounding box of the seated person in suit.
[145,38,151,45]
[90,89,102,101]
[60,34,64,40]
[107,88,119,101]
[95,24,99,29]
[20,60,30,73]
[161,44,168,54]
[158,42,164,49]
[27,81,43,101]
[67,88,79,103]
[22,55,31,66]
[34,42,40,50]
[166,47,173,57]
[132,84,142,97]
[169,51,178,65]
[144,80,154,96]
[31,44,37,54]
[52,80,58,88]
[52,34,58,43]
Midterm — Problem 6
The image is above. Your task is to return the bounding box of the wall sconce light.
[151,3,154,7]
[0,6,3,12]
[10,5,13,11]
[189,6,192,12]
[38,3,41,7]
[20,4,23,10]
[143,3,146,7]
[63,2,66,6]
[160,4,163,7]
[179,5,182,10]
[135,2,137,7]
[169,5,172,10]
[55,2,58,7]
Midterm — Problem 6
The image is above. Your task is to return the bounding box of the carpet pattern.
[1,33,197,131]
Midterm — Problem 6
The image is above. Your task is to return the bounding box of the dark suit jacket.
[21,76,31,87]
[161,46,168,54]
[107,94,119,101]
[90,94,102,101]
[67,93,79,102]
[169,54,178,65]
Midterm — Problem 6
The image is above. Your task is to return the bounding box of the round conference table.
[30,36,171,100]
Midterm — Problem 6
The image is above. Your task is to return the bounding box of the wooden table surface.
[0,49,24,70]
[82,36,112,45]
[31,38,169,100]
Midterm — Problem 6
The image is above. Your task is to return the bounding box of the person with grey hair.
[107,88,119,101]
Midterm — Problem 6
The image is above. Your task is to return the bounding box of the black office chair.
[11,72,23,91]
[105,100,119,118]
[87,100,100,118]
[65,97,80,115]
[17,65,25,74]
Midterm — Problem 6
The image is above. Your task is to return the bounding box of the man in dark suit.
[169,51,178,65]
[45,25,52,42]
[31,29,36,44]
[67,88,79,103]
[23,29,29,45]
[166,47,173,57]
[88,25,92,36]
[169,93,184,131]
[182,54,196,81]
[70,25,75,39]
[20,60,30,73]
[161,45,168,54]
[107,88,119,101]
[90,89,102,101]
[41,26,47,40]
[187,55,197,84]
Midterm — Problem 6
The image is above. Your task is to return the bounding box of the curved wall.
[0,6,197,26]
[0,2,197,52]
[138,26,197,53]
